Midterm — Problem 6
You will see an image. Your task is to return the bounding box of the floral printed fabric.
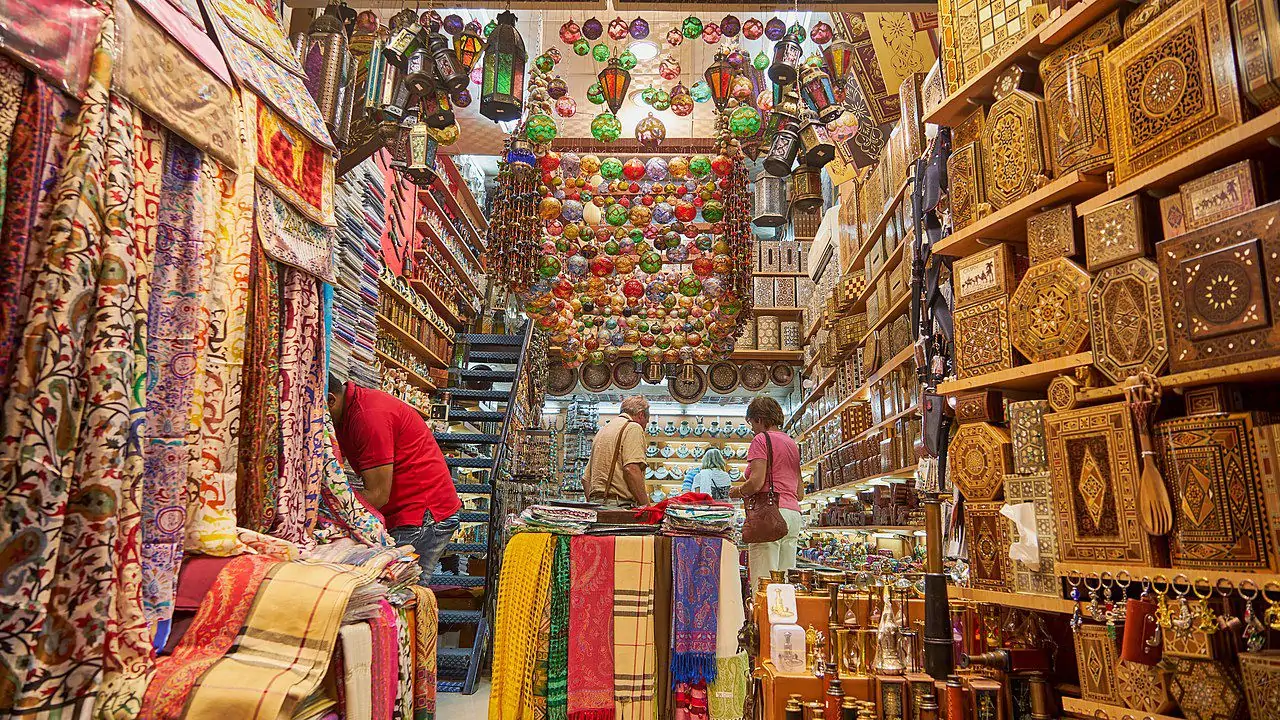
[318,414,393,547]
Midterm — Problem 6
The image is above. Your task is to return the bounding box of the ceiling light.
[629,40,658,62]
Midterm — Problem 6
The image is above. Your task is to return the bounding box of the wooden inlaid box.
[982,65,1052,210]
[1155,411,1277,570]
[954,298,1015,379]
[1155,199,1280,374]
[954,106,986,149]
[948,142,987,230]
[1178,160,1261,232]
[1026,204,1078,265]
[1166,655,1248,720]
[1115,659,1175,715]
[1159,192,1188,239]
[955,390,1005,424]
[1103,0,1243,183]
[877,674,909,720]
[1008,399,1049,474]
[1231,0,1280,111]
[949,422,1012,501]
[965,501,1014,591]
[1009,258,1092,364]
[1044,402,1164,565]
[1088,258,1170,383]
[1240,652,1280,720]
[1073,624,1121,703]
[1250,424,1280,576]
[1040,11,1123,175]
[1003,472,1058,596]
[953,243,1020,311]
[1082,194,1147,272]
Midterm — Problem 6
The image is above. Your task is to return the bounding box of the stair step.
[453,483,492,494]
[443,388,510,401]
[437,680,466,694]
[460,332,524,346]
[429,572,486,588]
[467,351,520,364]
[446,456,493,469]
[445,542,488,554]
[439,609,484,624]
[456,511,490,523]
[446,410,505,422]
[438,647,473,674]
[459,368,517,382]
[434,432,502,444]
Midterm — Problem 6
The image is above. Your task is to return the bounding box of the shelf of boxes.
[1060,698,1181,720]
[947,586,1075,614]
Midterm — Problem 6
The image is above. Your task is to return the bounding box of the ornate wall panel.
[1178,160,1260,232]
[982,78,1052,210]
[1003,472,1058,595]
[1009,258,1092,363]
[947,141,986,230]
[1026,204,1078,265]
[954,297,1015,378]
[1044,402,1163,565]
[1088,258,1170,383]
[1154,412,1276,570]
[1073,624,1121,703]
[965,501,1015,591]
[1082,195,1147,271]
[1156,200,1280,373]
[1009,399,1049,474]
[949,422,1013,501]
[1103,0,1243,183]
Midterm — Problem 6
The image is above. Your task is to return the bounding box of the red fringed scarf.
[568,536,615,720]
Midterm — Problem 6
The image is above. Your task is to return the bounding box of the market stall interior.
[7,0,1280,718]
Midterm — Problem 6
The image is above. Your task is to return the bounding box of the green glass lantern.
[600,157,624,179]
[688,154,712,177]
[526,113,558,143]
[606,202,629,225]
[701,199,725,222]
[535,53,555,72]
[651,89,671,111]
[591,112,622,142]
[753,50,769,71]
[480,10,526,122]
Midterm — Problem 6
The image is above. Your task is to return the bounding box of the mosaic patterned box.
[1088,258,1170,383]
[1044,402,1164,565]
[876,675,909,720]
[1040,11,1123,175]
[947,141,986,230]
[1166,655,1248,720]
[1178,160,1261,232]
[1250,424,1280,578]
[1008,399,1049,475]
[955,390,1005,425]
[1009,258,1091,363]
[1026,204,1078,265]
[1231,0,1280,111]
[1103,0,1243,183]
[1160,192,1188,239]
[1240,652,1280,720]
[1115,659,1175,715]
[953,242,1019,310]
[954,298,1015,379]
[949,422,1012,501]
[1155,411,1277,570]
[965,501,1014,591]
[1003,472,1058,596]
[953,106,986,150]
[982,66,1052,210]
[1074,624,1121,703]
[1083,195,1147,272]
[754,276,775,306]
[1155,199,1280,374]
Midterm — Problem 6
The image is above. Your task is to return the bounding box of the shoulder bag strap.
[763,431,776,497]
[605,418,636,505]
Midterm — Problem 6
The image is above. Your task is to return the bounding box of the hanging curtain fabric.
[236,239,281,533]
[0,56,27,222]
[410,585,438,720]
[273,263,326,547]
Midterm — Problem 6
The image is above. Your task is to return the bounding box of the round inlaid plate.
[612,361,641,390]
[668,366,708,404]
[769,362,795,387]
[1010,258,1092,363]
[708,361,740,394]
[740,361,769,391]
[547,364,578,396]
[580,362,612,392]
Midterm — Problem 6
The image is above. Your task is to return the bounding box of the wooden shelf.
[801,351,823,379]
[846,177,912,276]
[938,352,1093,394]
[731,349,805,362]
[753,271,809,278]
[647,437,752,445]
[1078,102,1280,215]
[794,345,915,443]
[1038,0,1136,45]
[420,187,483,259]
[376,314,449,369]
[804,313,826,342]
[415,221,480,297]
[1075,355,1280,406]
[754,306,805,318]
[1056,561,1280,589]
[646,457,747,466]
[374,348,438,392]
[409,277,466,329]
[923,22,1052,127]
[805,525,924,533]
[791,368,839,425]
[378,277,429,321]
[948,586,1075,614]
[801,464,919,499]
[858,290,911,346]
[800,404,918,471]
[1061,698,1181,720]
[934,171,1108,259]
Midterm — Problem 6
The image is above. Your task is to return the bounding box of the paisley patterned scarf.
[671,537,721,686]
[237,239,281,532]
[547,536,571,720]
[410,586,438,720]
[566,536,614,720]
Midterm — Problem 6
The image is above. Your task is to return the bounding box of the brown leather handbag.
[741,431,788,543]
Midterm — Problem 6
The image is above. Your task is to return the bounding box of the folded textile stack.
[583,523,660,536]
[331,157,384,388]
[663,505,736,538]
[512,504,597,535]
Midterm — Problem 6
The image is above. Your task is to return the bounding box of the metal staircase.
[431,322,532,694]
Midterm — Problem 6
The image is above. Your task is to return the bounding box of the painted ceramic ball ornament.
[580,155,601,175]
[640,251,663,273]
[630,17,650,39]
[587,83,605,104]
[623,157,646,180]
[583,17,603,39]
[560,20,582,43]
[722,15,741,36]
[670,85,694,116]
[560,200,584,222]
[635,113,667,150]
[678,274,702,297]
[701,199,725,222]
[535,54,555,72]
[538,254,562,278]
[443,14,464,34]
[573,39,590,56]
[608,16,628,40]
[682,16,703,38]
[650,90,671,111]
[646,157,669,180]
[729,105,761,137]
[811,21,833,44]
[743,17,764,39]
[591,112,621,142]
[765,17,786,40]
[667,155,690,178]
[539,196,562,219]
[526,113,558,143]
[753,50,770,71]
[618,49,638,70]
[592,42,609,61]
[731,75,753,100]
[659,55,681,80]
[702,22,722,43]
[710,154,734,176]
[690,81,712,103]
[555,96,576,118]
[788,23,806,42]
[600,157,623,179]
[547,77,569,99]
[666,28,683,46]
[689,155,712,177]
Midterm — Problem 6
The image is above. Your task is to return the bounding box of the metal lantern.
[480,10,527,122]
[597,57,631,114]
[423,88,454,128]
[789,165,823,212]
[507,136,537,180]
[799,62,841,124]
[769,32,803,85]
[704,52,735,111]
[799,114,837,166]
[302,5,349,138]
[762,94,798,144]
[360,36,387,119]
[752,172,789,227]
[822,38,856,102]
[406,119,439,186]
[385,19,425,68]
[454,21,486,72]
[385,75,411,121]
[644,360,665,384]
[762,102,800,176]
[403,47,435,96]
[428,30,467,92]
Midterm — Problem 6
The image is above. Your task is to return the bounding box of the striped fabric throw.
[547,537,572,720]
[613,536,656,720]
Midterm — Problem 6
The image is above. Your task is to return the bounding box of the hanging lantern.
[789,165,823,212]
[406,119,439,186]
[763,121,801,176]
[385,18,426,68]
[302,4,350,138]
[423,88,454,128]
[597,57,632,114]
[704,52,735,111]
[362,37,388,119]
[822,39,856,103]
[428,30,467,92]
[454,20,486,73]
[798,115,836,166]
[798,62,840,123]
[752,172,789,227]
[769,32,803,85]
[403,47,434,96]
[507,137,537,179]
[762,97,798,146]
[480,10,527,122]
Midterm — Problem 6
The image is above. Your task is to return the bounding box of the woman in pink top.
[729,396,804,586]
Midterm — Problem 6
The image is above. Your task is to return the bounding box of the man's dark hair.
[328,375,346,398]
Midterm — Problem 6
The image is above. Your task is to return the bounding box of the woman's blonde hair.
[701,448,727,471]
[746,396,786,429]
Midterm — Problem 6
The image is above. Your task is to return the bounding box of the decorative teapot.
[678,420,692,437]
[663,420,677,436]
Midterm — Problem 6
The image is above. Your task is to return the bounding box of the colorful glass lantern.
[822,39,856,103]
[559,20,581,44]
[769,32,803,85]
[385,17,425,68]
[507,137,537,180]
[799,62,840,123]
[406,120,439,185]
[670,83,694,116]
[423,88,454,128]
[704,52,735,111]
[428,30,467,92]
[597,57,632,114]
[454,21,486,73]
[480,10,526,122]
[591,112,622,142]
[798,114,836,166]
[303,6,349,137]
[763,120,801,176]
[762,98,798,144]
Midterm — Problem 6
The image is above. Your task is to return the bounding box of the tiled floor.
[437,679,491,715]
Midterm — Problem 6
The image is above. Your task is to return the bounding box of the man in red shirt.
[328,377,462,579]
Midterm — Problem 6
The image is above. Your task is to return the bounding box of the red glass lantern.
[597,57,632,114]
[822,38,855,102]
[703,52,735,111]
[799,63,840,123]
[453,21,486,73]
